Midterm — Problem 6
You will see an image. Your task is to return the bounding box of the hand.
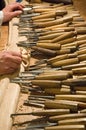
[2,2,24,23]
[0,51,22,75]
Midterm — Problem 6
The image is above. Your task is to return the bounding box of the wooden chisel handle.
[58,117,86,125]
[76,28,86,34]
[45,100,78,112]
[31,80,61,88]
[45,125,85,130]
[56,48,74,55]
[35,16,73,27]
[72,67,86,75]
[55,95,86,102]
[62,62,86,70]
[56,37,76,45]
[32,12,56,20]
[51,58,79,67]
[39,33,63,40]
[78,54,86,61]
[52,31,77,43]
[35,73,69,80]
[77,49,86,55]
[45,87,71,95]
[77,35,86,41]
[49,113,86,122]
[32,46,57,57]
[37,43,61,50]
[48,53,77,64]
[34,18,55,22]
[48,54,69,64]
[62,78,86,86]
[33,109,70,116]
[44,22,70,30]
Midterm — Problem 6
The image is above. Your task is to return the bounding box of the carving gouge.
[11,109,70,117]
[11,79,61,88]
[31,46,57,57]
[19,72,71,80]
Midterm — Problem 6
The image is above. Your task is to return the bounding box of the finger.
[11,3,24,10]
[7,55,22,64]
[11,10,22,18]
[9,51,22,57]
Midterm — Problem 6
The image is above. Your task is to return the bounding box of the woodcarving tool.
[24,99,86,112]
[11,109,70,117]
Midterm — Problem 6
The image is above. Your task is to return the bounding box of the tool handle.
[62,62,86,70]
[52,31,77,43]
[52,58,79,67]
[72,67,86,75]
[33,109,70,116]
[45,100,78,111]
[37,43,61,50]
[62,78,86,86]
[45,125,85,130]
[32,12,56,20]
[32,46,57,57]
[45,87,71,95]
[35,73,69,80]
[57,37,76,45]
[31,80,61,88]
[49,113,86,122]
[39,33,63,40]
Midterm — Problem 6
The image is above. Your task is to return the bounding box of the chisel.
[11,109,70,117]
[31,46,57,57]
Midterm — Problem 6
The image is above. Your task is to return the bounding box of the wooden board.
[0,78,9,106]
[0,83,20,130]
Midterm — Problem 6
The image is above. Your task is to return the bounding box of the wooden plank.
[0,78,9,106]
[0,83,20,130]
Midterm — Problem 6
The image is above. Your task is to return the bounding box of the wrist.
[0,11,4,25]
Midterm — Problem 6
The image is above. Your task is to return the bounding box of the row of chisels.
[11,1,86,130]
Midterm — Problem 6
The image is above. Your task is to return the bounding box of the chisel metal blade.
[20,13,40,18]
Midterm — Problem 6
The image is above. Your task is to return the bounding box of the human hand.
[0,51,22,75]
[2,2,24,23]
